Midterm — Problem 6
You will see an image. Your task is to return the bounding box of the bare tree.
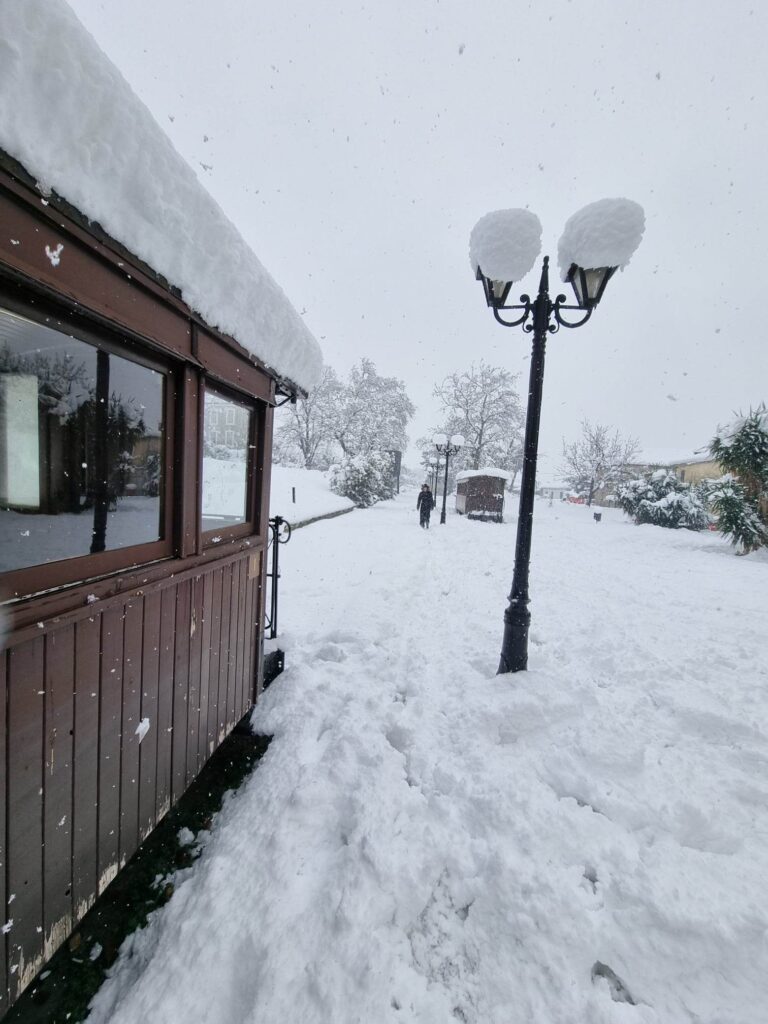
[561,420,639,506]
[433,361,523,478]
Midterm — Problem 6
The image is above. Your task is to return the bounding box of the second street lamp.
[433,433,464,524]
[428,455,438,494]
[470,198,644,674]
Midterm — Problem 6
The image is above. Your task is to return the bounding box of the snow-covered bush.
[617,470,711,531]
[328,452,396,508]
[704,475,768,553]
[709,406,768,553]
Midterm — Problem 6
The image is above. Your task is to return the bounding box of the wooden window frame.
[0,286,177,601]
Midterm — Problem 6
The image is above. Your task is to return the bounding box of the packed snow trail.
[87,494,768,1024]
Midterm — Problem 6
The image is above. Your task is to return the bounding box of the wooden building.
[455,470,511,523]
[0,6,321,1011]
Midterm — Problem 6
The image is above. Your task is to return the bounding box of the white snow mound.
[469,209,542,283]
[0,0,322,393]
[557,198,645,281]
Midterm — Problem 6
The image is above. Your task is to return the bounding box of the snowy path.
[88,495,768,1024]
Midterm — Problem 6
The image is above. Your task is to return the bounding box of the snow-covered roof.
[456,468,512,483]
[0,0,322,394]
[557,198,645,281]
[631,449,715,468]
[469,209,542,283]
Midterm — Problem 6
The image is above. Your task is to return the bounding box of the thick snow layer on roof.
[456,468,512,483]
[0,0,322,393]
[557,198,645,281]
[469,209,542,283]
[631,449,714,468]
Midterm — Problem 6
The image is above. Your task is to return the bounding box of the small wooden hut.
[0,3,321,1011]
[455,469,511,523]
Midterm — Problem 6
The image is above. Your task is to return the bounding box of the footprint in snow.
[591,962,636,1005]
[315,642,347,663]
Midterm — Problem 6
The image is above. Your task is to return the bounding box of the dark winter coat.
[417,490,434,513]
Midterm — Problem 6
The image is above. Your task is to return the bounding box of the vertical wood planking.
[171,579,191,805]
[98,608,123,894]
[186,576,203,786]
[43,626,75,960]
[138,592,161,840]
[255,548,266,701]
[216,564,233,745]
[6,638,44,1001]
[197,571,213,769]
[251,555,262,702]
[234,557,248,721]
[119,600,143,867]
[226,559,242,731]
[205,568,223,759]
[156,587,176,822]
[72,615,100,920]
[0,650,7,1015]
[247,560,259,703]
[179,367,201,558]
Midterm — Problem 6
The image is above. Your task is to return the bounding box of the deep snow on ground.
[269,465,354,523]
[87,495,767,1024]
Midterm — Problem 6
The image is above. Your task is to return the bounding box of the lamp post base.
[497,600,531,674]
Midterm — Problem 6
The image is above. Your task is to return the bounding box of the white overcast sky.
[69,0,768,478]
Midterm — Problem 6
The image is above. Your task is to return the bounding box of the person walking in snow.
[417,483,434,529]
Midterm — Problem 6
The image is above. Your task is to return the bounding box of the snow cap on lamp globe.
[469,209,542,283]
[557,198,645,281]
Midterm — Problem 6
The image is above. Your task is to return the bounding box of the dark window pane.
[202,389,251,532]
[0,308,165,572]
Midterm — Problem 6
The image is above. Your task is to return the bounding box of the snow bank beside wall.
[0,0,322,392]
[270,466,354,525]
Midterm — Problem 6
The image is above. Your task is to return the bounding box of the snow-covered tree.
[708,405,768,552]
[273,365,340,469]
[328,452,397,507]
[432,362,523,479]
[273,360,414,469]
[617,470,711,531]
[705,475,768,553]
[329,359,414,457]
[561,420,639,506]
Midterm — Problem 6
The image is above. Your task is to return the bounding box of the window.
[0,307,166,574]
[225,407,235,426]
[201,387,253,533]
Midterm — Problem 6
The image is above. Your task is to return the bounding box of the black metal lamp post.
[433,433,464,524]
[475,256,621,673]
[428,455,438,494]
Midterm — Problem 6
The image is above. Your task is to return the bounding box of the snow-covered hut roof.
[0,0,322,394]
[456,468,512,483]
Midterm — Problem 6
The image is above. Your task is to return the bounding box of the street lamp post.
[470,199,644,674]
[428,455,438,494]
[433,433,464,524]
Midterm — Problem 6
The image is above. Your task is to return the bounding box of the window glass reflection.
[202,389,251,532]
[0,308,165,572]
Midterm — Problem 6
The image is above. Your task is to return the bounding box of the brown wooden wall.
[0,548,262,1008]
[0,157,281,1015]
